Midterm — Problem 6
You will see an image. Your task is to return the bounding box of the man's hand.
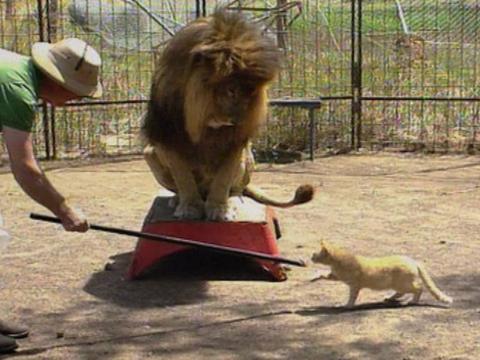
[57,203,89,232]
[3,127,89,232]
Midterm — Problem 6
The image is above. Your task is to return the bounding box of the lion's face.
[184,63,270,137]
[213,78,258,126]
[151,9,282,144]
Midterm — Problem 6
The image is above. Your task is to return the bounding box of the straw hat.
[31,38,102,98]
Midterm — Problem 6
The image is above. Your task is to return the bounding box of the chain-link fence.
[1,1,480,162]
[360,0,480,151]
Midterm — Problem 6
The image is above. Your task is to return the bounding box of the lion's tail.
[417,263,453,304]
[242,184,314,208]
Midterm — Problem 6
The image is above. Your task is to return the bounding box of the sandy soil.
[0,153,479,359]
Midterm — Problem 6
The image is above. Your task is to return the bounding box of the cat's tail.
[417,263,453,304]
[243,184,314,208]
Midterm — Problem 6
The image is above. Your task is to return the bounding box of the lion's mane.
[141,8,281,165]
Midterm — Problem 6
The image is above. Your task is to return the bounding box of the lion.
[142,8,314,221]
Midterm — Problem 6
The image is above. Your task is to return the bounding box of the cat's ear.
[321,240,330,254]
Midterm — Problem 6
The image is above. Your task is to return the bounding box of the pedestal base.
[127,195,286,281]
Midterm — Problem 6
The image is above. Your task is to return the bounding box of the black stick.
[30,213,306,267]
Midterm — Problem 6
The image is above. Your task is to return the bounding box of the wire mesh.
[0,0,46,158]
[208,0,353,98]
[2,1,480,161]
[208,1,353,156]
[257,100,352,159]
[362,100,480,152]
[55,1,353,158]
[360,0,480,151]
[67,0,190,51]
[0,1,189,159]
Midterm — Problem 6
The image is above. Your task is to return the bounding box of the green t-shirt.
[0,48,40,132]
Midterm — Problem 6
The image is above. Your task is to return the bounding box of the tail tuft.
[243,183,314,208]
[293,184,315,205]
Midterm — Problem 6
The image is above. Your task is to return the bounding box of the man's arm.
[2,126,88,232]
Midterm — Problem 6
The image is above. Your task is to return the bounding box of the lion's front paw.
[174,200,204,220]
[168,195,179,209]
[205,202,237,221]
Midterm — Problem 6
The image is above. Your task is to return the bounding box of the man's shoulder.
[0,81,38,132]
[0,48,28,60]
[0,49,34,85]
[0,49,39,133]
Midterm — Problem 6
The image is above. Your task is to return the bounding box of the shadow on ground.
[83,249,276,309]
[10,264,475,359]
[437,272,480,309]
[296,301,446,316]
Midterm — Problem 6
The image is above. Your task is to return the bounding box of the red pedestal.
[127,196,286,281]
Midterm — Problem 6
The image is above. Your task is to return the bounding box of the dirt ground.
[0,153,479,359]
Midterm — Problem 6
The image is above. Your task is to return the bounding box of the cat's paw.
[205,201,237,221]
[310,269,330,282]
[384,292,407,304]
[174,199,204,220]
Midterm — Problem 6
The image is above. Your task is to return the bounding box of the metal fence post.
[356,0,363,149]
[196,0,201,18]
[351,0,363,150]
[196,0,206,18]
[46,0,58,159]
[309,108,316,161]
[36,0,51,160]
